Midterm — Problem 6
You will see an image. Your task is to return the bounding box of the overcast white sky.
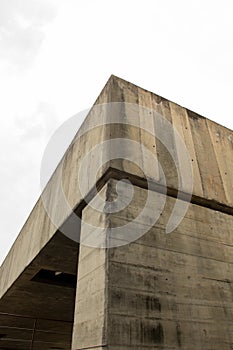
[0,0,233,265]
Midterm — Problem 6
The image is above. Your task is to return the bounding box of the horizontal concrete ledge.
[78,167,233,220]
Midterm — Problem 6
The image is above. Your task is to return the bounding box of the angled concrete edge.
[1,74,233,301]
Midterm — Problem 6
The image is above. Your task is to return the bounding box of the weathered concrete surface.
[71,76,233,349]
[98,76,233,209]
[0,75,233,349]
[73,179,233,349]
[1,75,233,300]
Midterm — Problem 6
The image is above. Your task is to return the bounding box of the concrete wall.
[71,76,233,349]
[73,179,233,349]
[100,76,233,208]
[1,75,233,349]
[2,75,233,300]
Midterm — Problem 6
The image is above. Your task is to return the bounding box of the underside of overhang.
[0,231,79,350]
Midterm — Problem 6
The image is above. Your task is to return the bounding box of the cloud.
[0,101,59,264]
[15,102,59,140]
[0,0,56,68]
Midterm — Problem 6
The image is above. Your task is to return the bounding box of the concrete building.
[0,75,233,349]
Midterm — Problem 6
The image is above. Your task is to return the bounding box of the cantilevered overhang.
[0,75,233,349]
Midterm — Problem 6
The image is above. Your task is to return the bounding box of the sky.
[0,0,233,264]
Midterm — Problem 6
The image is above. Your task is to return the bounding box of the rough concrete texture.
[72,76,233,349]
[0,75,233,349]
[72,179,233,350]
